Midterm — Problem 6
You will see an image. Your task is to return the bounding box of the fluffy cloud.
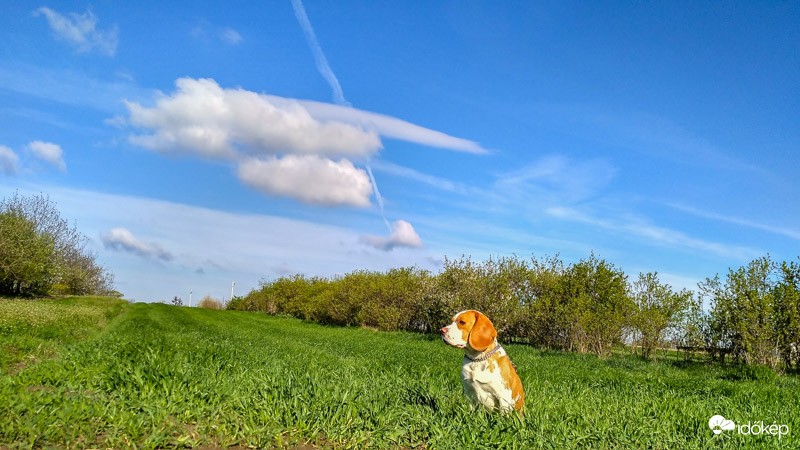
[361,220,423,251]
[237,155,372,207]
[125,78,381,159]
[123,77,485,207]
[27,141,66,172]
[0,145,20,175]
[34,7,118,56]
[101,227,174,261]
[124,78,490,159]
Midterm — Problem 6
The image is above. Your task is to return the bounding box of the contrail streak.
[291,0,390,230]
[290,0,349,106]
[366,165,392,233]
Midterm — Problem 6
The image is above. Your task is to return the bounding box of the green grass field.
[1,297,798,449]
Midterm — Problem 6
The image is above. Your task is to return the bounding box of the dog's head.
[440,310,497,352]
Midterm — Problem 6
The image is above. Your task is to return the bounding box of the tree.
[774,260,800,370]
[630,272,693,359]
[702,256,780,367]
[677,295,711,360]
[0,192,115,297]
[0,211,55,295]
[524,254,566,349]
[561,255,633,356]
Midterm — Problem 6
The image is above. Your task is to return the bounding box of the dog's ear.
[468,311,496,351]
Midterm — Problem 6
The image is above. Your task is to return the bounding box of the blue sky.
[1,1,798,302]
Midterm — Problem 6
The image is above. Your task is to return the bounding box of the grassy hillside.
[1,298,798,449]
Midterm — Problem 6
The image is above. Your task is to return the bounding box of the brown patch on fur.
[490,352,526,411]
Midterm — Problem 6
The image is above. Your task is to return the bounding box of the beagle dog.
[440,310,525,413]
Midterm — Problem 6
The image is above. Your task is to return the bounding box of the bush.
[630,272,693,360]
[701,256,792,369]
[229,253,800,373]
[197,296,223,310]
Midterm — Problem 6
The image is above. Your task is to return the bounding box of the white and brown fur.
[440,310,525,412]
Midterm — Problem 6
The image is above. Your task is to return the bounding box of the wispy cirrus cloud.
[34,7,118,56]
[190,21,243,45]
[668,203,800,241]
[370,160,469,194]
[495,155,617,204]
[536,104,766,174]
[0,63,151,113]
[293,99,487,154]
[101,227,174,261]
[546,206,761,261]
[220,28,243,45]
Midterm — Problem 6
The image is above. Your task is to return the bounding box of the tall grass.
[1,299,798,448]
[0,296,127,373]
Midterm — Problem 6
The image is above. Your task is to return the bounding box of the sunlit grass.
[0,296,127,373]
[1,298,798,448]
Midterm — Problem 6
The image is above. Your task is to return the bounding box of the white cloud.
[361,220,423,251]
[34,7,118,56]
[27,141,66,172]
[220,27,243,45]
[122,78,488,206]
[237,155,372,207]
[294,98,488,154]
[125,78,381,159]
[191,22,243,46]
[125,78,488,159]
[0,145,20,175]
[101,227,174,261]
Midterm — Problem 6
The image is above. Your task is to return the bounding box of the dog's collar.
[466,343,503,362]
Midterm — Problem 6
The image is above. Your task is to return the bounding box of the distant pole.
[230,281,236,301]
